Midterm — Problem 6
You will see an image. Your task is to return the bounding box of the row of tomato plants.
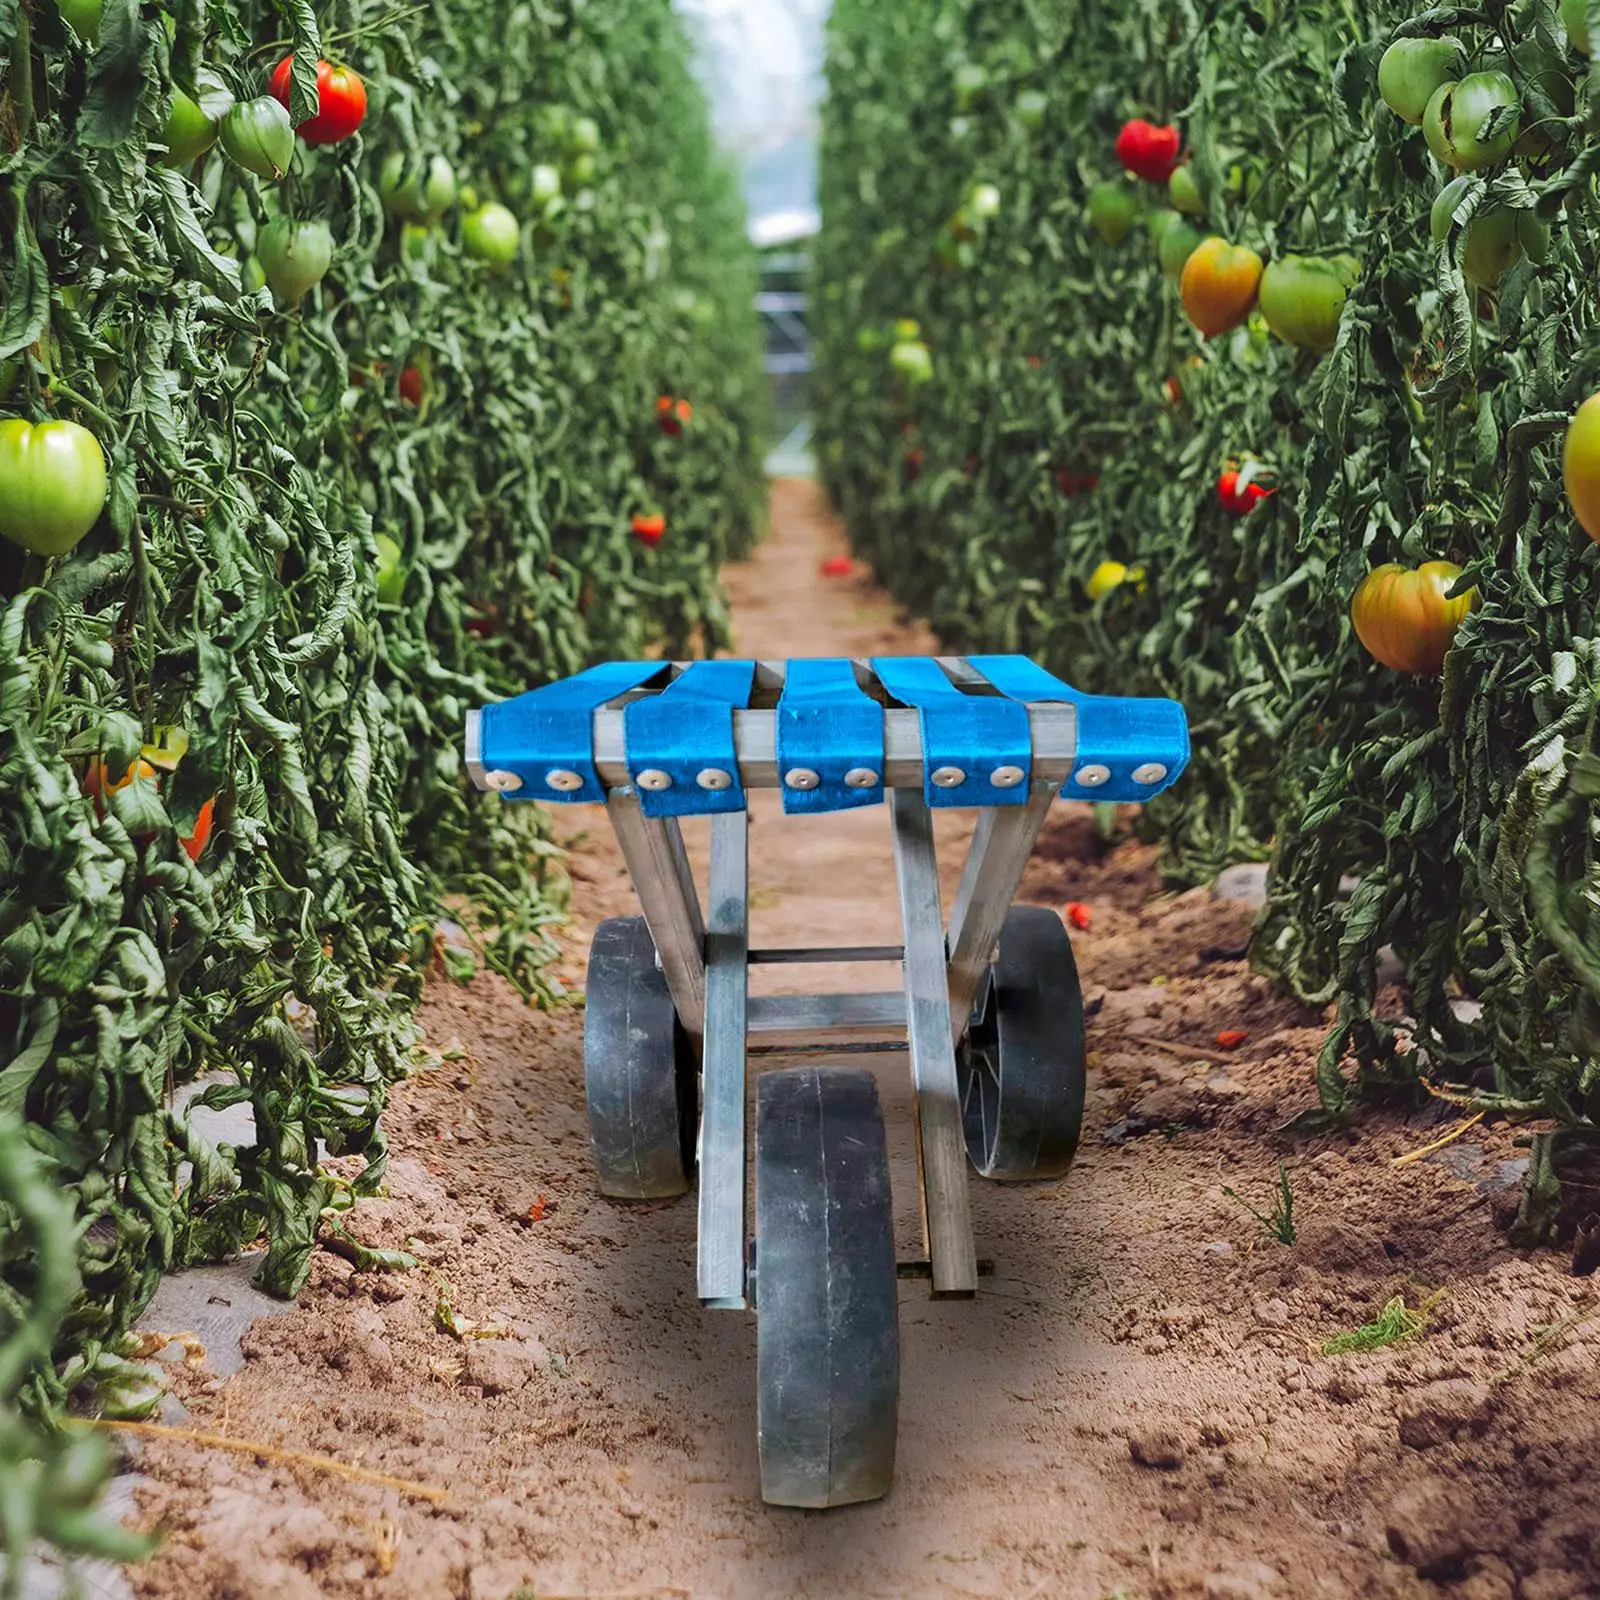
[0,0,764,1547]
[815,0,1598,1242]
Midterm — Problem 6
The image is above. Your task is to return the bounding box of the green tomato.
[889,339,934,384]
[1458,208,1550,290]
[1428,174,1476,243]
[1015,89,1048,130]
[566,152,597,187]
[856,327,883,353]
[953,62,987,108]
[256,217,334,308]
[0,418,109,558]
[160,73,231,168]
[1423,72,1521,172]
[965,182,1001,221]
[1154,213,1205,278]
[1376,36,1467,125]
[1257,253,1360,352]
[375,533,406,604]
[220,96,295,182]
[462,202,520,265]
[1088,180,1140,245]
[530,164,563,208]
[379,152,458,223]
[567,115,601,154]
[1564,0,1591,53]
[58,0,101,42]
[1168,164,1206,218]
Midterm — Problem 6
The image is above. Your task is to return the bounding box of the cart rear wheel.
[959,904,1086,1181]
[583,916,697,1199]
[755,1067,900,1508]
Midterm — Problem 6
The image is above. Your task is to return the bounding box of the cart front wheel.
[959,903,1086,1181]
[755,1066,900,1508]
[583,915,697,1199]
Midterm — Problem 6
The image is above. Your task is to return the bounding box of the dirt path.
[132,480,1600,1600]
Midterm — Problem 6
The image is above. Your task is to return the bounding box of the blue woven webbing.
[869,656,1033,808]
[478,661,667,804]
[775,658,885,814]
[623,659,755,817]
[966,655,1190,802]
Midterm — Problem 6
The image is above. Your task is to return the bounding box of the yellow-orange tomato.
[1179,237,1264,337]
[1562,392,1600,544]
[83,757,157,809]
[1350,561,1477,674]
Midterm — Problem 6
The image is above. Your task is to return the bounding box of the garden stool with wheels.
[466,655,1188,1508]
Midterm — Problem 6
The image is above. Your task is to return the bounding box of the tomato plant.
[0,419,108,557]
[1350,562,1477,674]
[1179,238,1263,336]
[1114,119,1181,182]
[269,57,368,146]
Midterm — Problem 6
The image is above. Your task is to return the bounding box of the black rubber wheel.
[754,1067,900,1509]
[959,904,1087,1181]
[583,916,697,1199]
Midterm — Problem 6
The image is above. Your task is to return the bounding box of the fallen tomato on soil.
[1215,1029,1249,1050]
[821,555,854,577]
[1065,902,1092,931]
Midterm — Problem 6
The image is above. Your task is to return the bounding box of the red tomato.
[821,555,853,577]
[1114,119,1182,183]
[269,57,367,146]
[181,797,216,862]
[1215,1029,1249,1049]
[631,512,666,546]
[656,395,681,435]
[1026,354,1042,369]
[1057,469,1100,496]
[1216,468,1274,515]
[398,366,423,407]
[904,446,925,480]
[1065,902,1092,931]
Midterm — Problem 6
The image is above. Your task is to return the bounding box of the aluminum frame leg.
[888,789,979,1296]
[944,782,1058,1040]
[605,788,707,1042]
[698,811,751,1308]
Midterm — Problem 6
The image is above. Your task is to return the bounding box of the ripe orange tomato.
[1350,561,1477,674]
[631,512,666,546]
[83,757,157,811]
[1179,238,1264,337]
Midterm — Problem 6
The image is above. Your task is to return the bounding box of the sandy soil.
[130,479,1600,1600]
